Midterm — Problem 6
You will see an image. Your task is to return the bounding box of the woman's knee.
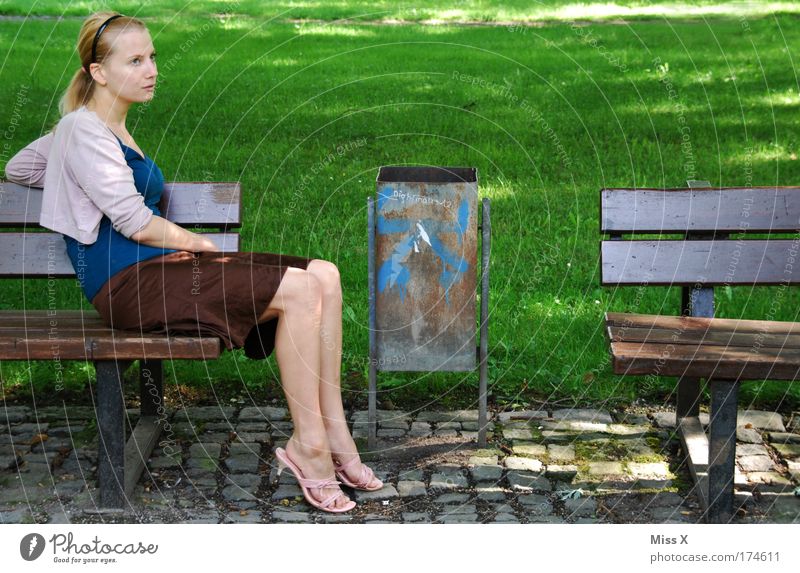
[307,259,341,296]
[271,267,323,313]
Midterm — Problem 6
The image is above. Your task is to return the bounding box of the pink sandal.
[275,447,356,513]
[333,455,384,491]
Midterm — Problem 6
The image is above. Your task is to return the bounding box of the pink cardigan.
[3,105,154,244]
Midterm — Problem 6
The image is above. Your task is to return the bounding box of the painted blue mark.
[376,191,470,305]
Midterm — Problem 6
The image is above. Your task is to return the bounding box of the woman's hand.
[190,233,221,252]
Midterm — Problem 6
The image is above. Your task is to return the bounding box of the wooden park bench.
[600,180,800,523]
[0,179,240,512]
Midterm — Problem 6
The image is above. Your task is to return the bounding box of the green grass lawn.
[1,2,799,412]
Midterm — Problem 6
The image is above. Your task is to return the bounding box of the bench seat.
[0,309,221,360]
[606,312,800,381]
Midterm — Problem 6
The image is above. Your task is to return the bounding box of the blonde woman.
[4,12,382,513]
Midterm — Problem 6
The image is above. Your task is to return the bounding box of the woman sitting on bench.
[4,11,382,513]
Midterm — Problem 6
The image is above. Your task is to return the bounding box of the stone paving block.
[548,444,575,462]
[351,410,411,423]
[176,406,237,422]
[189,443,222,460]
[527,515,566,523]
[381,420,411,430]
[477,490,507,502]
[772,443,800,460]
[628,462,670,478]
[435,492,470,504]
[587,461,626,476]
[223,510,262,523]
[224,473,260,488]
[564,495,597,518]
[512,443,547,458]
[272,484,303,501]
[271,510,311,523]
[737,427,764,444]
[437,513,478,523]
[238,406,288,421]
[0,407,30,425]
[550,409,613,424]
[767,432,800,444]
[397,480,426,497]
[398,469,424,481]
[539,431,579,444]
[491,513,520,523]
[737,443,771,456]
[431,429,458,438]
[541,420,609,433]
[545,465,578,481]
[737,455,776,472]
[461,421,495,431]
[517,493,554,516]
[352,484,398,501]
[470,465,503,482]
[504,456,543,473]
[378,429,407,438]
[507,471,551,492]
[408,422,432,436]
[746,472,793,486]
[496,410,548,423]
[224,455,262,474]
[403,512,432,522]
[503,428,534,441]
[429,472,468,490]
[468,454,499,466]
[787,460,800,481]
[739,411,786,432]
[234,432,271,443]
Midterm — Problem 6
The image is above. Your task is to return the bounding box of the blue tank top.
[64,135,178,302]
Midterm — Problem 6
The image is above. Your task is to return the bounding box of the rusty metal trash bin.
[367,166,491,448]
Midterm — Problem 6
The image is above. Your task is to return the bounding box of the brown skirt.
[91,250,314,360]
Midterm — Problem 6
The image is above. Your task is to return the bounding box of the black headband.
[84,14,123,74]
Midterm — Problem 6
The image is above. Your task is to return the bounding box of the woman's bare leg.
[259,267,352,509]
[306,259,381,488]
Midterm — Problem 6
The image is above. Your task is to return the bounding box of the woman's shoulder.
[56,106,111,137]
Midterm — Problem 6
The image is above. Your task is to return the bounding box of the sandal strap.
[336,457,377,488]
[296,475,342,489]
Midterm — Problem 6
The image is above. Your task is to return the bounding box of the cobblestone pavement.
[0,405,798,524]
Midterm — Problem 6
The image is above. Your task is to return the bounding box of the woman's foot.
[284,434,353,510]
[326,427,383,490]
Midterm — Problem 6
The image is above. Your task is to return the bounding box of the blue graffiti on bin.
[376,186,470,305]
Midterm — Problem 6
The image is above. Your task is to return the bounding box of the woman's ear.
[89,62,108,86]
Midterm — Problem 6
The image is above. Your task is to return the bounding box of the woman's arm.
[4,132,53,187]
[130,215,221,252]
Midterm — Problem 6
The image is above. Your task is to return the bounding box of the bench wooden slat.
[601,239,800,285]
[605,311,800,335]
[2,335,221,360]
[609,340,800,380]
[0,181,241,227]
[0,232,239,277]
[608,324,800,350]
[601,187,800,233]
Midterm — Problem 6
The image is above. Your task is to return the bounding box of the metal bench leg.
[707,377,739,523]
[95,360,126,509]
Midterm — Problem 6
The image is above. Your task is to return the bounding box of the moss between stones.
[526,422,544,443]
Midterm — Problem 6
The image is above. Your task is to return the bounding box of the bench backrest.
[600,184,800,287]
[0,181,241,277]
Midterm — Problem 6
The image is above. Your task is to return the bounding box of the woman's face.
[94,28,157,104]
